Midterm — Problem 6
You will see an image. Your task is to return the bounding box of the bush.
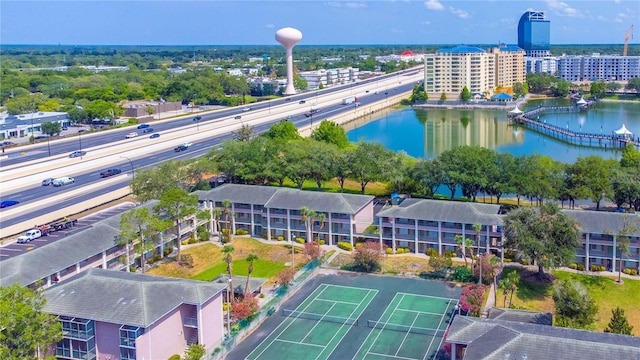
[181,254,194,268]
[277,236,284,241]
[444,250,456,258]
[147,254,162,264]
[295,237,305,244]
[386,247,394,254]
[260,230,268,239]
[590,264,606,272]
[397,247,411,254]
[569,263,578,270]
[168,355,181,360]
[520,258,530,266]
[235,228,249,235]
[576,263,586,271]
[451,266,473,282]
[258,293,265,298]
[181,240,189,245]
[314,239,325,245]
[163,248,172,257]
[426,248,438,257]
[197,226,210,242]
[623,268,638,276]
[188,237,197,244]
[337,242,353,251]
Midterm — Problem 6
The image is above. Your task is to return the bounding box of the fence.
[208,259,322,360]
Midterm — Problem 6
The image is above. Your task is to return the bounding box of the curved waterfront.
[345,100,640,163]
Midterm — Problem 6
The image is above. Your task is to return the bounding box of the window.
[120,347,137,360]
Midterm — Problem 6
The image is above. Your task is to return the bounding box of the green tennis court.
[246,284,378,360]
[352,293,457,360]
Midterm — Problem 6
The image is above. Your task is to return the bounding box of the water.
[346,100,640,163]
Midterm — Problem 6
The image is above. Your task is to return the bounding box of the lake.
[345,99,640,164]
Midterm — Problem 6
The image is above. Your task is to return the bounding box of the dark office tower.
[518,11,550,57]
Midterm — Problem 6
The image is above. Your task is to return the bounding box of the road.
[0,69,424,236]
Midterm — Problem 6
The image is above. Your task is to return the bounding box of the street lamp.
[120,156,134,181]
[290,233,296,268]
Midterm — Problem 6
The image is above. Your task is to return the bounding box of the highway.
[0,68,424,237]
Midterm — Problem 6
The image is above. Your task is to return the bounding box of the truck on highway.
[342,96,357,105]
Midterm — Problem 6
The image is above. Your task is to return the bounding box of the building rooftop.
[447,316,640,360]
[376,198,503,225]
[436,46,486,54]
[42,268,225,327]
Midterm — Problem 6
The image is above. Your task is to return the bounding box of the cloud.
[265,23,274,29]
[424,0,444,11]
[449,7,469,19]
[614,0,621,3]
[544,0,583,17]
[420,20,431,25]
[327,1,367,8]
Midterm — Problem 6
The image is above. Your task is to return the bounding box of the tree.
[553,280,598,329]
[352,242,385,273]
[440,92,447,101]
[411,158,445,198]
[459,284,485,317]
[503,203,581,278]
[221,199,232,243]
[277,268,296,287]
[473,253,497,285]
[0,284,63,359]
[40,121,61,137]
[130,160,188,201]
[184,344,205,360]
[460,86,471,101]
[498,270,520,308]
[299,206,317,243]
[222,244,235,302]
[234,123,255,142]
[231,294,259,320]
[304,241,322,260]
[154,188,198,262]
[262,119,301,142]
[472,223,482,260]
[350,142,393,194]
[455,235,474,267]
[310,120,350,149]
[244,254,258,296]
[613,216,638,283]
[604,307,633,335]
[119,207,167,273]
[428,253,452,277]
[568,156,615,210]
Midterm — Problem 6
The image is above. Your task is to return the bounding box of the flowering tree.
[472,254,498,285]
[231,294,259,320]
[277,268,296,287]
[353,241,386,273]
[304,241,324,260]
[459,284,486,317]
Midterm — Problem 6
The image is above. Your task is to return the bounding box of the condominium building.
[424,46,496,99]
[517,11,551,58]
[557,54,640,82]
[298,67,359,90]
[488,45,526,88]
[525,56,558,75]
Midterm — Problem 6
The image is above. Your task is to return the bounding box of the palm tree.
[473,223,482,259]
[222,245,235,301]
[455,235,474,267]
[245,254,259,296]
[316,213,326,256]
[212,208,222,236]
[299,206,317,243]
[222,199,232,243]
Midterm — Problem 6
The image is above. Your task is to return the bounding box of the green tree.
[130,160,187,201]
[262,120,301,142]
[411,158,445,198]
[184,344,206,360]
[352,242,385,273]
[568,156,615,210]
[293,74,308,91]
[310,120,350,149]
[0,284,63,359]
[460,86,471,101]
[154,188,198,262]
[233,123,255,142]
[221,199,233,243]
[299,206,317,243]
[119,207,167,273]
[606,82,621,93]
[40,121,61,137]
[553,280,598,329]
[626,77,640,93]
[503,202,581,278]
[455,235,474,267]
[440,92,447,101]
[350,142,394,194]
[498,269,520,308]
[244,254,259,296]
[604,307,634,335]
[613,216,638,283]
[428,253,452,277]
[222,245,235,301]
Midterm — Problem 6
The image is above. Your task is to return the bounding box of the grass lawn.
[275,178,390,196]
[191,258,286,281]
[499,267,640,336]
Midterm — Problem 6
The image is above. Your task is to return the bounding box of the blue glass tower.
[518,11,550,57]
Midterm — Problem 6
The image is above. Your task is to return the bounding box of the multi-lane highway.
[0,68,424,237]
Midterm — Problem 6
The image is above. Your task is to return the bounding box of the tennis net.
[367,320,446,337]
[282,309,358,326]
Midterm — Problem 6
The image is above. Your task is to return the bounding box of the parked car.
[0,200,20,208]
[150,133,160,139]
[100,168,122,178]
[16,229,42,243]
[126,132,138,138]
[78,129,87,133]
[69,151,86,158]
[52,177,74,187]
[62,126,68,131]
[142,128,154,133]
[42,178,55,186]
[0,141,15,147]
[137,123,150,129]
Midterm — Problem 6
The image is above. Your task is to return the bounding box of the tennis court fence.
[366,320,446,337]
[282,309,359,326]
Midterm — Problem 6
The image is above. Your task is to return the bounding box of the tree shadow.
[513,268,554,301]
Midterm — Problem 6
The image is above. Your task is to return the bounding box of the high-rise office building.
[518,11,550,57]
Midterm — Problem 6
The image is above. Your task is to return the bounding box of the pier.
[509,104,640,149]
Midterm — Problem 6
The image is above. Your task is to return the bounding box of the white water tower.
[275,27,302,95]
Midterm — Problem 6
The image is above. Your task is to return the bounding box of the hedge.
[337,242,353,251]
[295,237,305,244]
[623,268,638,276]
[426,248,438,257]
[590,264,606,272]
[235,228,249,235]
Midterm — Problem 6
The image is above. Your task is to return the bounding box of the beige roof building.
[489,45,526,88]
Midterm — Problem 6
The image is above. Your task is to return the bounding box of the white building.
[556,54,640,82]
[298,67,359,90]
[424,46,496,98]
[0,111,70,140]
[525,56,558,75]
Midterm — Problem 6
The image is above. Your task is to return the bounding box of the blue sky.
[1,0,637,45]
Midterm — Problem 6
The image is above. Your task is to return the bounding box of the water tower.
[275,27,302,95]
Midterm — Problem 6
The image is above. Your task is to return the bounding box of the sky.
[1,0,638,46]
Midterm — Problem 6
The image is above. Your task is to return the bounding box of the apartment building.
[42,269,225,360]
[525,56,558,75]
[488,45,526,88]
[557,54,640,82]
[424,46,496,99]
[298,67,360,90]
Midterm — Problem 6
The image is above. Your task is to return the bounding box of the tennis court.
[246,284,378,360]
[352,293,456,360]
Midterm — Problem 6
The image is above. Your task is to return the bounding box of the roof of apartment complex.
[196,184,375,215]
[0,201,155,287]
[564,210,640,237]
[436,45,486,54]
[487,308,552,325]
[42,268,225,327]
[376,198,503,226]
[447,316,640,360]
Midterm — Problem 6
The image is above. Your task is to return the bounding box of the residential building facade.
[298,67,360,90]
[488,45,526,88]
[42,269,225,360]
[424,46,496,99]
[525,56,558,75]
[557,54,640,82]
[517,11,551,58]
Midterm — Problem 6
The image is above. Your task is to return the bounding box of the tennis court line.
[274,338,324,348]
[368,352,420,360]
[394,309,422,357]
[422,298,455,360]
[246,284,332,360]
[396,292,456,301]
[394,308,450,317]
[424,299,458,360]
[316,298,362,306]
[353,293,406,360]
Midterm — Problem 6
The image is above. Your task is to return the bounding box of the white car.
[17,229,42,243]
[126,132,138,138]
[242,107,251,112]
[183,142,193,148]
[53,176,75,187]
